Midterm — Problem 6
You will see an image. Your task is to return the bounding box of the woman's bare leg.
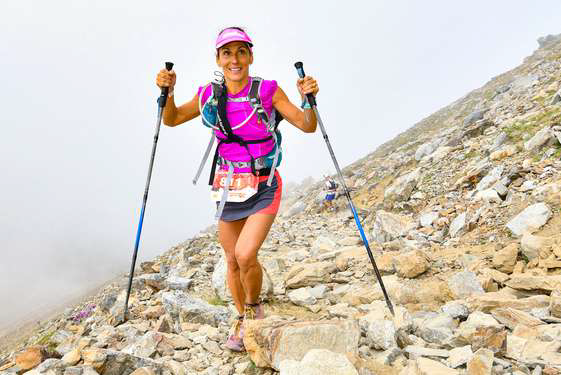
[234,213,276,304]
[218,218,247,315]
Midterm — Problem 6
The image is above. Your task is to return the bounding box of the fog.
[1,0,560,333]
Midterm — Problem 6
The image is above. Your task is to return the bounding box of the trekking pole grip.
[294,61,317,106]
[158,61,174,108]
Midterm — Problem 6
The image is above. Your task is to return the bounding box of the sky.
[1,0,560,331]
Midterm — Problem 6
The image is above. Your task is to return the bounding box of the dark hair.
[218,26,245,36]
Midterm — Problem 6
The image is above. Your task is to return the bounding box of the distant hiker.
[155,27,319,351]
[323,174,338,211]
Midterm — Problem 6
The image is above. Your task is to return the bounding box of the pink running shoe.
[225,316,245,352]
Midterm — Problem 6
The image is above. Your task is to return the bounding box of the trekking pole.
[123,61,174,322]
[294,62,395,316]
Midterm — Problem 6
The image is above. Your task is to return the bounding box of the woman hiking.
[155,27,319,351]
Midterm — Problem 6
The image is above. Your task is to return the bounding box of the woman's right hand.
[156,69,176,90]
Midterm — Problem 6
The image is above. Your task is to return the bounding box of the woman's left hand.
[297,76,319,98]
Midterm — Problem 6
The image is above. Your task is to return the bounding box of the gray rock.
[520,232,551,260]
[288,287,317,306]
[524,126,553,151]
[384,168,421,202]
[122,331,161,358]
[415,140,441,161]
[463,110,486,127]
[162,290,230,327]
[101,350,163,375]
[420,211,439,228]
[372,210,411,243]
[416,313,457,346]
[36,358,65,373]
[448,271,484,299]
[489,132,508,151]
[506,203,552,237]
[166,276,192,290]
[364,320,397,350]
[476,166,504,191]
[278,349,359,375]
[449,212,467,238]
[309,284,329,299]
[136,273,166,290]
[405,346,449,358]
[448,345,473,368]
[441,301,469,320]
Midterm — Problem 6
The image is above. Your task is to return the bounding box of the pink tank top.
[197,77,278,162]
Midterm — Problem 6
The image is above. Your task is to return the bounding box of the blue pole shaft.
[123,106,163,321]
[312,106,395,316]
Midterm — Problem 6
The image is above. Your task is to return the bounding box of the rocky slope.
[3,34,561,375]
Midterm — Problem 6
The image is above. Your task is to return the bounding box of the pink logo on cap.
[216,28,253,49]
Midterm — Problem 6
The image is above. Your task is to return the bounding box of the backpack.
[193,77,283,188]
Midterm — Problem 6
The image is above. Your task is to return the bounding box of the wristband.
[301,97,311,110]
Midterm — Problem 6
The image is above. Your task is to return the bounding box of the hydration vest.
[193,77,283,188]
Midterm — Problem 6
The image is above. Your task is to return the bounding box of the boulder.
[243,318,360,370]
[285,262,337,289]
[15,346,48,371]
[372,210,412,243]
[417,357,459,375]
[524,126,552,151]
[492,243,519,273]
[384,168,421,202]
[449,212,467,238]
[162,290,230,327]
[521,233,552,260]
[448,271,484,299]
[393,250,429,278]
[506,203,552,237]
[467,348,494,375]
[506,274,561,292]
[278,349,358,375]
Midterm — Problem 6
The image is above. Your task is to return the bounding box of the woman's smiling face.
[216,41,253,83]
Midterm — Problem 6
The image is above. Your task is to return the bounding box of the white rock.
[506,203,552,237]
[372,210,411,243]
[520,180,536,192]
[520,232,551,260]
[475,189,501,204]
[524,126,552,151]
[288,288,317,306]
[476,166,504,191]
[448,271,484,299]
[384,168,422,201]
[279,349,358,375]
[448,345,473,368]
[420,211,439,228]
[449,212,467,238]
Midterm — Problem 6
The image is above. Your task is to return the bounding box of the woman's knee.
[234,248,258,271]
[224,251,240,272]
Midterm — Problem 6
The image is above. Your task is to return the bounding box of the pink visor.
[216,28,253,49]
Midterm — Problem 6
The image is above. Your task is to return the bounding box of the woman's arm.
[162,93,200,127]
[272,77,319,133]
[156,68,200,127]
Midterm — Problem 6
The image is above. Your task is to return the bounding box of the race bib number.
[211,171,259,202]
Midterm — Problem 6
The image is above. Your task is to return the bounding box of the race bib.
[211,171,259,202]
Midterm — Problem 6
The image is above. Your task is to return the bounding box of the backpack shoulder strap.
[248,77,269,124]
